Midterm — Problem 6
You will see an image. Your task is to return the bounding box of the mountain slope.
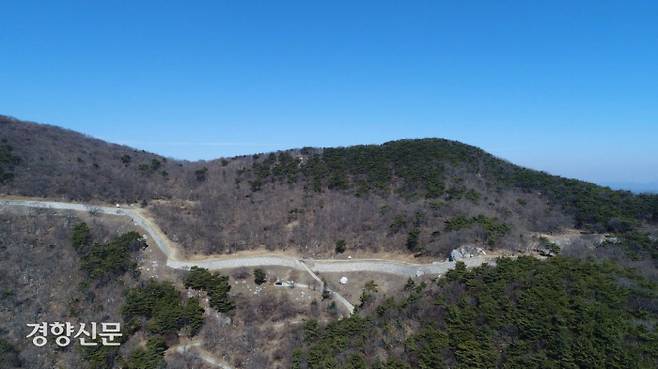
[292,256,658,369]
[2,115,658,369]
[1,115,656,259]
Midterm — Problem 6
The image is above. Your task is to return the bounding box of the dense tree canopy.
[0,139,19,184]
[123,280,205,336]
[184,266,235,313]
[247,139,658,234]
[4,118,657,258]
[71,223,145,281]
[293,257,658,369]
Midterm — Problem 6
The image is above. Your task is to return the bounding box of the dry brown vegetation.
[197,284,337,369]
[0,207,136,369]
[2,116,658,369]
[0,116,578,259]
[0,206,343,369]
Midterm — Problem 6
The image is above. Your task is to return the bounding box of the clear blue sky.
[1,1,657,190]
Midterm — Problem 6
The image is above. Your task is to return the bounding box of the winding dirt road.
[0,198,492,274]
[0,198,495,314]
[1,197,499,368]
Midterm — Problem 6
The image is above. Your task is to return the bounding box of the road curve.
[0,197,499,366]
[1,198,497,314]
[0,198,495,276]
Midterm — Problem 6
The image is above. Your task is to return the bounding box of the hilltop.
[1,115,657,260]
[2,115,658,369]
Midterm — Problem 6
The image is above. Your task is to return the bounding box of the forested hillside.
[1,115,657,260]
[291,257,658,369]
[0,207,150,369]
[0,205,312,369]
[2,116,658,369]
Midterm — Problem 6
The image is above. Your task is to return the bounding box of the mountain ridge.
[1,115,656,259]
[2,115,658,369]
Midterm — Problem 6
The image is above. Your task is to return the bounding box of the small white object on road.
[339,276,348,285]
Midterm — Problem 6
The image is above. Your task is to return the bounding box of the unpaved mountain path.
[0,197,496,313]
[1,197,500,368]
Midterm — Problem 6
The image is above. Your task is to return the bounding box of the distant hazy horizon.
[602,182,658,194]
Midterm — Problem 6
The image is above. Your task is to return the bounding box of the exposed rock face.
[449,245,486,261]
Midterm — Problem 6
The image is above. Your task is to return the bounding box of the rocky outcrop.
[449,245,487,261]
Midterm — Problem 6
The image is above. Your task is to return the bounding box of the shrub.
[359,280,379,307]
[81,344,121,369]
[71,224,145,281]
[120,154,131,166]
[124,336,167,369]
[80,231,145,281]
[335,240,347,254]
[445,215,511,245]
[184,266,235,313]
[254,268,267,285]
[123,280,205,335]
[0,338,21,368]
[0,141,20,183]
[194,167,208,182]
[604,231,658,262]
[389,215,408,234]
[71,222,91,252]
[406,228,421,252]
